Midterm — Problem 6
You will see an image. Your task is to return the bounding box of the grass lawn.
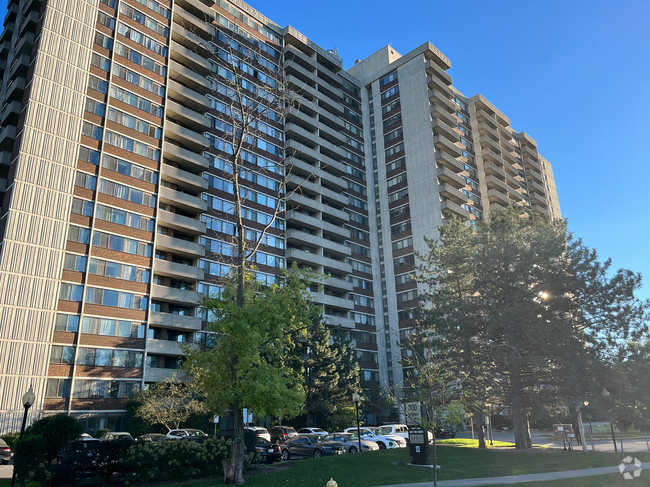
[177,448,650,487]
[436,438,546,448]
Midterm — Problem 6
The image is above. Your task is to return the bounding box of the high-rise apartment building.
[0,0,559,433]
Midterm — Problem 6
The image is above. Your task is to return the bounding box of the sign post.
[408,426,430,465]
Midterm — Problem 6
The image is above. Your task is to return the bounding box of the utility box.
[408,426,430,465]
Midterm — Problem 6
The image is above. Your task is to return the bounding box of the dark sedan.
[254,438,282,464]
[281,435,345,460]
[0,439,11,465]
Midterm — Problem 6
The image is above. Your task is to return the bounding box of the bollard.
[326,478,338,487]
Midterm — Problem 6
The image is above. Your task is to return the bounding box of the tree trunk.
[509,368,532,449]
[224,398,245,484]
[475,411,487,449]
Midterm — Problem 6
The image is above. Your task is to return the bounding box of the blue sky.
[2,0,648,299]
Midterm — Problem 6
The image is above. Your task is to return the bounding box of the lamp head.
[23,386,35,408]
[352,391,360,403]
[601,387,610,398]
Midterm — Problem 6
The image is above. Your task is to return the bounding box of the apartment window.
[387,173,407,188]
[46,379,71,398]
[398,310,415,322]
[388,189,408,203]
[102,156,158,184]
[397,290,418,303]
[112,63,165,96]
[107,108,161,139]
[382,99,400,115]
[385,143,404,158]
[110,86,163,117]
[92,231,152,257]
[73,380,141,399]
[347,276,373,291]
[389,204,410,219]
[380,71,398,87]
[115,43,166,76]
[392,236,413,251]
[383,113,402,130]
[85,99,106,117]
[351,294,374,308]
[133,0,170,18]
[117,22,168,57]
[346,242,370,257]
[98,179,156,207]
[346,165,366,181]
[88,75,109,94]
[345,210,369,226]
[346,226,370,241]
[88,258,150,283]
[104,131,160,161]
[78,348,144,368]
[386,157,406,173]
[78,146,100,165]
[395,273,412,286]
[94,32,113,50]
[384,127,403,144]
[357,350,378,363]
[63,254,87,272]
[394,254,415,268]
[81,122,103,141]
[50,346,75,364]
[82,317,145,338]
[347,195,368,211]
[55,314,80,333]
[68,226,91,244]
[349,312,376,327]
[75,172,97,190]
[97,11,116,29]
[85,287,148,310]
[95,204,154,231]
[59,283,84,301]
[347,258,372,274]
[381,86,399,101]
[346,180,367,196]
[391,221,412,234]
[119,3,169,37]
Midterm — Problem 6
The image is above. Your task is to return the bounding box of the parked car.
[136,433,169,443]
[270,425,298,444]
[343,427,406,449]
[325,433,378,453]
[245,426,271,442]
[166,429,210,442]
[99,432,134,443]
[281,435,345,460]
[297,427,328,437]
[434,426,456,439]
[0,439,12,465]
[254,437,282,463]
[377,424,410,443]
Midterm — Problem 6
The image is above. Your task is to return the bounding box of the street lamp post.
[352,392,362,453]
[10,386,36,487]
[601,388,618,453]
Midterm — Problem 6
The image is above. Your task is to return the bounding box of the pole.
[10,404,31,487]
[355,401,361,453]
[577,404,587,452]
[431,430,437,487]
[644,431,649,453]
[488,415,493,446]
[587,412,595,452]
[470,416,475,447]
[618,427,625,458]
[609,421,618,453]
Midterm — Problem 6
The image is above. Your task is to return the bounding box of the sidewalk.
[373,461,650,487]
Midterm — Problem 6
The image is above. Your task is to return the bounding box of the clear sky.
[1,0,648,299]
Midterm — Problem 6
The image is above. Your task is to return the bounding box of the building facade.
[0,0,559,433]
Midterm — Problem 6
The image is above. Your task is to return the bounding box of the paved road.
[373,462,650,487]
[456,430,650,453]
[0,464,12,479]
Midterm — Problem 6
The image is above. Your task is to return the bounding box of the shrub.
[13,433,53,485]
[26,414,82,463]
[94,429,111,439]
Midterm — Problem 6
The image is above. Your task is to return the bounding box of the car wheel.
[349,446,358,453]
[377,442,386,449]
[282,449,290,461]
[313,449,322,459]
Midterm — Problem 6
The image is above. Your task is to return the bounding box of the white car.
[245,426,271,442]
[166,429,209,441]
[343,427,406,449]
[327,433,379,453]
[377,424,410,443]
[297,427,328,437]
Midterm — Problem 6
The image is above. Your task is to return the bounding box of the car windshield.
[0,439,8,448]
[342,433,358,441]
[312,428,326,433]
[375,427,392,435]
[186,430,207,437]
[313,436,331,444]
[255,438,270,445]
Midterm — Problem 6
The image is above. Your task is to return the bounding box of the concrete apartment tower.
[348,44,560,395]
[0,0,559,433]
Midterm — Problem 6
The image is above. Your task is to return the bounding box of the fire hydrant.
[326,478,338,487]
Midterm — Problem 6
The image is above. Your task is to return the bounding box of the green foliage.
[13,434,49,485]
[415,207,650,449]
[328,403,359,431]
[25,414,82,462]
[0,432,19,449]
[184,265,320,421]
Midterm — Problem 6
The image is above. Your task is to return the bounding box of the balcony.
[165,121,209,152]
[163,142,208,173]
[501,149,518,166]
[430,104,457,127]
[440,199,469,219]
[476,109,497,129]
[149,311,202,330]
[481,148,503,164]
[431,118,459,143]
[0,151,11,166]
[286,229,350,257]
[155,234,205,259]
[147,339,193,356]
[487,188,509,206]
[158,209,206,236]
[521,145,538,161]
[310,292,354,311]
[174,6,212,40]
[168,79,210,113]
[485,174,508,193]
[437,166,465,189]
[151,284,201,305]
[0,125,17,151]
[285,210,349,240]
[166,99,210,132]
[428,90,455,113]
[479,134,501,153]
[501,159,518,177]
[489,201,509,212]
[284,45,318,71]
[522,156,540,171]
[528,180,546,195]
[322,275,353,293]
[531,204,549,216]
[424,59,453,86]
[519,132,538,149]
[286,247,352,274]
[159,186,207,215]
[508,187,524,202]
[425,74,453,99]
[144,367,180,382]
[171,24,211,58]
[154,259,204,281]
[435,149,464,173]
[170,40,211,76]
[161,164,208,193]
[525,168,544,185]
[1,100,21,124]
[484,162,506,179]
[438,183,468,206]
[5,76,25,102]
[13,31,34,57]
[433,135,462,158]
[530,191,547,206]
[169,60,211,95]
[287,173,347,206]
[477,121,498,140]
